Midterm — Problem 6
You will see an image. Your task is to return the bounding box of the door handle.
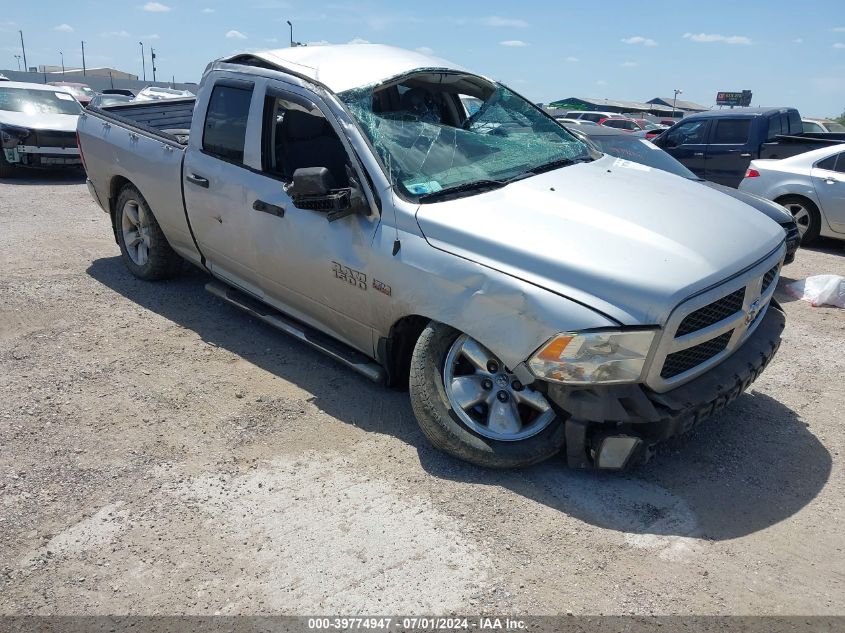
[253,199,285,218]
[186,173,209,188]
[693,152,704,157]
[825,178,837,185]
[740,153,752,158]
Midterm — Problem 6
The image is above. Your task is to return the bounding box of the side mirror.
[288,166,369,222]
[289,167,335,197]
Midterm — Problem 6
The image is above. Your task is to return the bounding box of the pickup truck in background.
[653,107,845,188]
[78,45,788,471]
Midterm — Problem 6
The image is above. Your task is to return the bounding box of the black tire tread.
[776,194,821,244]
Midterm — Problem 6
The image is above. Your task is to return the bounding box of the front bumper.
[546,303,786,469]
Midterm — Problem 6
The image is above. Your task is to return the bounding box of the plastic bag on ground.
[785,275,845,308]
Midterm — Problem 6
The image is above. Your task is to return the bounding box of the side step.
[205,280,386,383]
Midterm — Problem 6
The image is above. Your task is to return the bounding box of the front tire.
[115,185,182,280]
[409,322,566,468]
[777,195,821,244]
[0,151,16,178]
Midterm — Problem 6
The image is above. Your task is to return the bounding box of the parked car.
[78,44,788,470]
[133,86,196,102]
[554,117,599,127]
[597,117,640,132]
[802,118,845,134]
[101,89,136,98]
[568,125,800,263]
[0,81,83,176]
[47,81,96,107]
[564,110,622,123]
[0,74,10,82]
[89,94,134,108]
[653,107,845,188]
[739,145,845,243]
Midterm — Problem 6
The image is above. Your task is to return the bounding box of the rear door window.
[767,115,783,140]
[712,119,751,144]
[202,82,254,163]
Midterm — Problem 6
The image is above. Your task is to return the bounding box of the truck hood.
[0,111,79,133]
[415,155,785,325]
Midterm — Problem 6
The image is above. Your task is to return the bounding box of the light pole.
[151,47,157,82]
[14,54,22,71]
[81,41,86,76]
[19,30,27,71]
[139,42,146,81]
[60,51,65,75]
[287,20,294,47]
[672,88,682,118]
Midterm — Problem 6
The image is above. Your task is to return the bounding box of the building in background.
[546,97,678,118]
[37,65,138,81]
[646,96,709,113]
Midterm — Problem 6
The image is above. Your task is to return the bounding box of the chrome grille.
[676,288,744,337]
[645,247,785,393]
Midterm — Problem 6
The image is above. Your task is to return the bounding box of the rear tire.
[777,195,821,244]
[408,322,566,468]
[115,185,183,280]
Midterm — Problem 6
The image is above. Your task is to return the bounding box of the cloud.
[620,61,639,67]
[683,32,752,45]
[834,42,845,49]
[793,37,803,43]
[54,24,74,33]
[202,7,215,13]
[265,37,278,43]
[103,30,131,38]
[348,38,371,44]
[307,40,331,46]
[597,80,608,86]
[833,27,845,32]
[226,30,248,39]
[499,40,528,47]
[566,56,579,62]
[621,36,657,46]
[416,46,434,55]
[482,16,528,28]
[144,33,160,40]
[142,2,172,11]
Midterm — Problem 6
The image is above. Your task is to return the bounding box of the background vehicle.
[101,88,136,98]
[78,44,787,471]
[568,125,801,262]
[89,94,134,108]
[739,145,845,243]
[654,107,845,187]
[802,118,845,134]
[47,81,96,107]
[554,117,598,127]
[0,81,83,176]
[564,110,621,123]
[133,86,195,102]
[598,117,640,132]
[0,74,9,82]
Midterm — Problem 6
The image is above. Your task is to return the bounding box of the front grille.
[661,331,733,379]
[761,265,779,294]
[676,288,745,337]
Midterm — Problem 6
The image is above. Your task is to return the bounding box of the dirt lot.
[1,173,843,616]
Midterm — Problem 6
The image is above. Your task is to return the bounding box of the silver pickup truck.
[77,45,787,470]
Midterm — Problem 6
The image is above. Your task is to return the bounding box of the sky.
[2,0,844,117]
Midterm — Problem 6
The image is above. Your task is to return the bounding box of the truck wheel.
[777,196,821,244]
[115,185,182,280]
[409,322,566,468]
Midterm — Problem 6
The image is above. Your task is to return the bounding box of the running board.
[205,280,385,383]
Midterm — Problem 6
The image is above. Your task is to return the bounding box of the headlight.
[0,124,30,149]
[528,330,656,384]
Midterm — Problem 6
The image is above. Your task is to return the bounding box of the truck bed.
[91,97,196,145]
[761,133,845,160]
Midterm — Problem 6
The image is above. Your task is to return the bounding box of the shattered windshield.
[340,72,595,202]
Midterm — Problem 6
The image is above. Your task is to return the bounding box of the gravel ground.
[1,172,843,616]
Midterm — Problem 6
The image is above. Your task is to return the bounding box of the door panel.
[812,153,845,233]
[704,118,753,187]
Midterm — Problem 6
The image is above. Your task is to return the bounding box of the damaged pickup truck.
[77,45,787,470]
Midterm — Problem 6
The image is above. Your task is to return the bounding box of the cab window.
[665,120,708,146]
[261,94,350,187]
[202,83,253,163]
[712,119,751,144]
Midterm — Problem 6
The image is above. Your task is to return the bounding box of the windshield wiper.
[528,155,594,176]
[417,179,508,202]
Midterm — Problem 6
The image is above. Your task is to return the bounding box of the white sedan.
[739,144,845,243]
